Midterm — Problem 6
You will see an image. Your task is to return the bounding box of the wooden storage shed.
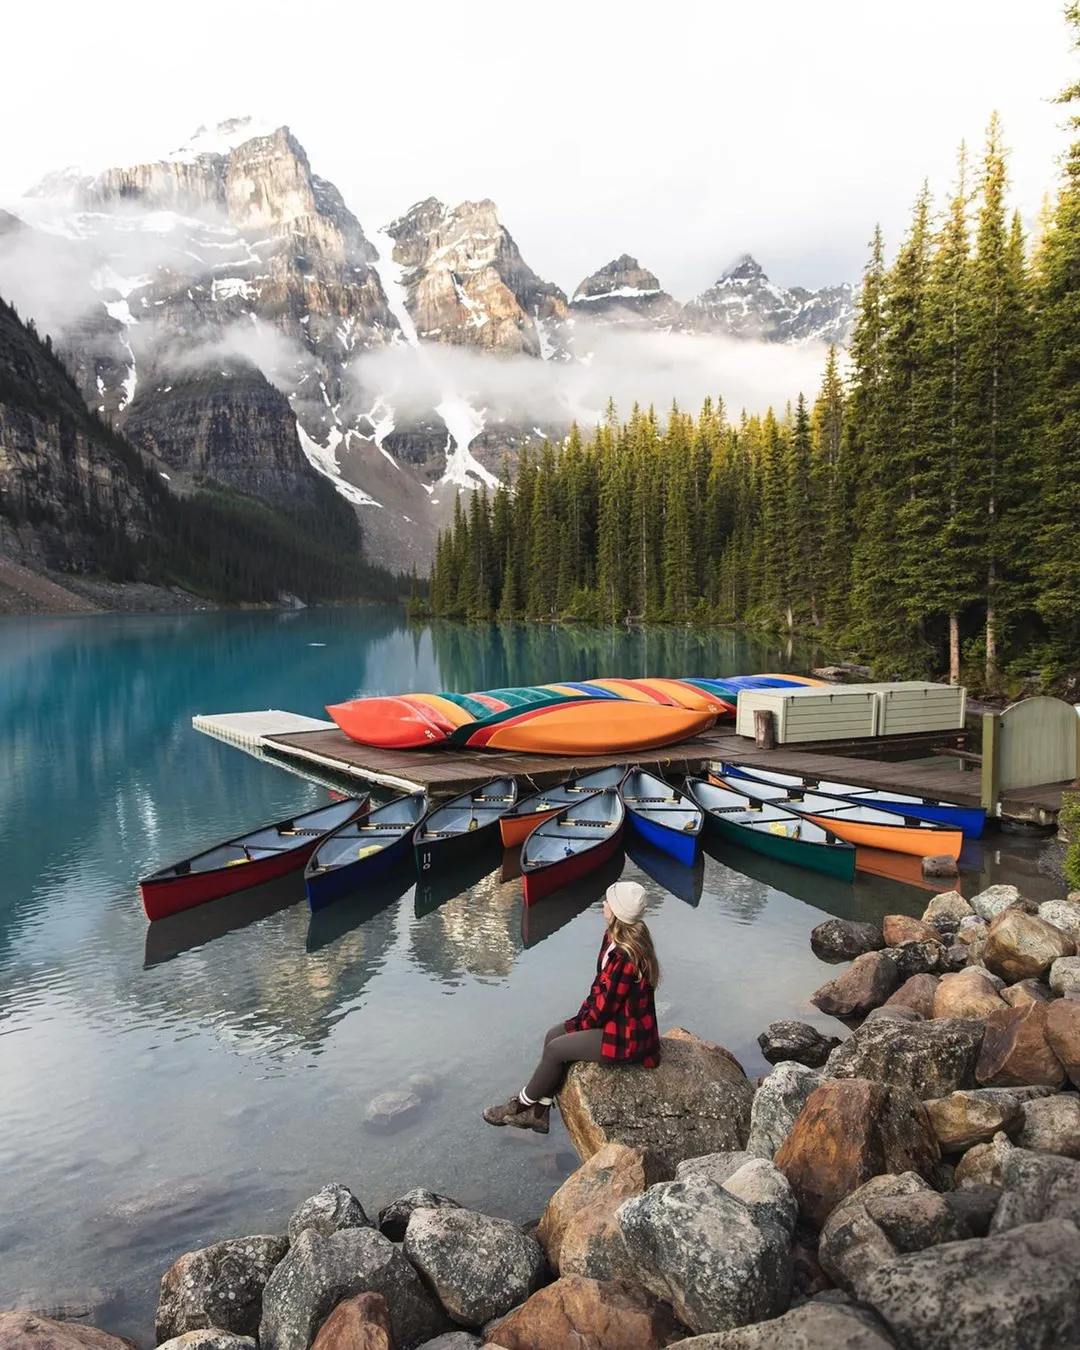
[735,686,880,744]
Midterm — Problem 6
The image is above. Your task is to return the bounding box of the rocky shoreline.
[6,883,1080,1350]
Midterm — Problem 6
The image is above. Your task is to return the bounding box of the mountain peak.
[167,117,283,161]
[572,255,663,303]
[721,253,767,284]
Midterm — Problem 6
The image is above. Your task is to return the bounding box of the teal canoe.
[685,777,856,882]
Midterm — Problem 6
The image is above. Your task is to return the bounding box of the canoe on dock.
[414,778,518,873]
[687,777,856,881]
[521,789,625,906]
[305,792,427,911]
[499,766,627,848]
[619,767,702,865]
[139,796,370,922]
[721,762,985,839]
[709,772,963,861]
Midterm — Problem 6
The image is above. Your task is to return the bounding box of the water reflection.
[627,840,705,907]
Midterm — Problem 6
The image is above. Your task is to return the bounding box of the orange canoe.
[327,696,458,748]
[479,702,716,755]
[499,766,627,847]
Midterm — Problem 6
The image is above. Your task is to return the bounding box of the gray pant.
[524,1022,605,1102]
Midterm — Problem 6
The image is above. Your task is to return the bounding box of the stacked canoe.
[327,673,823,755]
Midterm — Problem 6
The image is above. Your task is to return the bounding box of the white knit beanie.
[606,880,647,924]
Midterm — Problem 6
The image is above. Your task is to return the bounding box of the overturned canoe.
[619,767,702,865]
[461,701,716,754]
[305,792,428,911]
[140,795,370,922]
[414,778,518,873]
[521,789,625,906]
[687,777,856,881]
[499,766,627,848]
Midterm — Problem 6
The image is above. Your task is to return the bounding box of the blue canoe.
[619,767,703,866]
[720,763,985,840]
[305,792,428,911]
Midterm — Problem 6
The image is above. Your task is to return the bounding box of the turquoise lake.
[0,607,1061,1342]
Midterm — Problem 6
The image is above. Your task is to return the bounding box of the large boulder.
[811,953,899,1020]
[310,1294,392,1350]
[810,919,883,962]
[883,914,940,946]
[259,1227,445,1350]
[969,884,1024,922]
[1046,998,1080,1088]
[774,1079,939,1230]
[1002,979,1054,1008]
[990,1148,1080,1231]
[921,1088,1024,1152]
[156,1236,289,1341]
[975,1003,1066,1089]
[617,1166,796,1334]
[404,1207,545,1328]
[932,970,1008,1020]
[757,1021,840,1068]
[288,1185,370,1243]
[486,1275,681,1350]
[536,1141,664,1282]
[983,910,1075,984]
[818,1172,966,1292]
[0,1315,136,1350]
[1037,900,1080,944]
[378,1190,461,1244]
[1049,955,1080,996]
[882,974,939,1019]
[668,1302,898,1349]
[559,1029,752,1172]
[746,1062,823,1160]
[1015,1094,1080,1156]
[922,890,975,931]
[156,1336,255,1350]
[825,1017,984,1099]
[675,1152,754,1185]
[853,1219,1080,1350]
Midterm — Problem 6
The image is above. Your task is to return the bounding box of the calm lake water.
[0,607,1064,1342]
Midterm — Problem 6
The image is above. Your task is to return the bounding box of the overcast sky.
[2,0,1074,299]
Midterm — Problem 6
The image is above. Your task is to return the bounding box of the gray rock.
[1037,900,1080,944]
[954,1131,1014,1188]
[287,1184,370,1243]
[864,1006,923,1024]
[1049,955,1080,996]
[942,1184,1000,1237]
[887,939,949,980]
[675,1152,754,1186]
[363,1089,424,1133]
[157,1334,257,1350]
[854,1219,1080,1350]
[720,1158,798,1235]
[969,884,1024,922]
[259,1227,445,1350]
[810,919,884,962]
[746,1062,823,1160]
[378,1189,462,1244]
[966,963,1007,991]
[825,1017,984,1099]
[989,1148,1080,1231]
[1016,1093,1080,1156]
[818,1172,964,1292]
[414,1336,481,1350]
[758,1020,841,1068]
[403,1207,546,1328]
[156,1236,289,1342]
[922,890,975,931]
[671,1302,898,1348]
[617,1178,794,1334]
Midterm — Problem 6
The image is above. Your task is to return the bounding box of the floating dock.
[192,711,1070,825]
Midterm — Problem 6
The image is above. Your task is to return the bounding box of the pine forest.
[424,19,1080,694]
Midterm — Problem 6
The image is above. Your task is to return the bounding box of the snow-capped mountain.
[1,119,855,569]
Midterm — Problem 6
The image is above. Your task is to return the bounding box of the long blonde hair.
[608,916,661,989]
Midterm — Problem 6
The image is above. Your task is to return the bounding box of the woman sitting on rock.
[483,880,662,1134]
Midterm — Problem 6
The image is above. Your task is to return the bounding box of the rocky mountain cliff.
[4,118,856,571]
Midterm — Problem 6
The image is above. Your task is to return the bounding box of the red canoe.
[521,789,625,906]
[139,796,369,921]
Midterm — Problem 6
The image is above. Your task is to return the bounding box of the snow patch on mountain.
[296,422,381,507]
[168,117,279,162]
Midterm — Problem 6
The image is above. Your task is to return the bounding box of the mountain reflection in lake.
[0,608,1063,1344]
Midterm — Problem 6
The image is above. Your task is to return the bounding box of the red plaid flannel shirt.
[565,936,661,1065]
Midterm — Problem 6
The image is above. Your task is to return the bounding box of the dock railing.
[981,697,1080,813]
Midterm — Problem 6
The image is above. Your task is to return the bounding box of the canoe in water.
[414,778,518,873]
[305,792,428,911]
[521,789,625,906]
[499,766,627,848]
[619,767,703,865]
[686,777,856,882]
[139,795,370,922]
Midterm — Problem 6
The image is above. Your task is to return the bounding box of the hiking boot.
[482,1096,550,1133]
